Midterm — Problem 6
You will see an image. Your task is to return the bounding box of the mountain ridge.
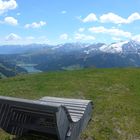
[1,40,140,75]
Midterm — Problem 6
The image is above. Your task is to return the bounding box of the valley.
[1,40,140,78]
[17,64,42,73]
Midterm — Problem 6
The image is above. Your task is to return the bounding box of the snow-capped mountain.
[98,40,140,54]
[1,40,140,55]
[1,40,140,73]
[50,40,140,55]
[99,41,128,53]
[122,40,140,54]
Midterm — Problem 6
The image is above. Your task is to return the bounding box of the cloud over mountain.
[60,33,68,40]
[89,26,132,38]
[5,33,21,41]
[74,33,95,41]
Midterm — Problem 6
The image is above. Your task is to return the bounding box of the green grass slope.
[0,68,140,140]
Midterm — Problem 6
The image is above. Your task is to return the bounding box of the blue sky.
[0,0,140,45]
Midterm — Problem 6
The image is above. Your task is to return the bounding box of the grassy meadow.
[0,68,140,140]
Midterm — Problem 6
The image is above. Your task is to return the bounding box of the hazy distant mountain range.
[0,59,27,78]
[0,40,140,77]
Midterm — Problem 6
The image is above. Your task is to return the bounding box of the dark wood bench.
[0,96,93,140]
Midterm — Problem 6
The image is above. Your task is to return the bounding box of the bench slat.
[0,96,93,140]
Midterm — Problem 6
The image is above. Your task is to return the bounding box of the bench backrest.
[0,96,93,140]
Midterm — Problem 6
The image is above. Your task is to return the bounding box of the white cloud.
[100,13,126,24]
[132,34,140,42]
[61,10,67,14]
[112,37,121,41]
[127,13,140,23]
[89,26,132,38]
[89,26,107,33]
[82,13,98,23]
[100,12,140,24]
[60,33,68,40]
[1,34,51,45]
[26,36,35,40]
[5,33,21,41]
[75,33,95,41]
[0,0,17,15]
[2,35,51,45]
[78,28,85,32]
[25,36,49,44]
[4,16,18,26]
[25,21,46,28]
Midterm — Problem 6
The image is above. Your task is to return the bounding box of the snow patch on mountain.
[84,48,96,54]
[99,41,128,53]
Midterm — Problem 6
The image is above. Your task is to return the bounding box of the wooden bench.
[0,96,93,140]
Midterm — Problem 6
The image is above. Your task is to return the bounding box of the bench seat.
[0,96,93,140]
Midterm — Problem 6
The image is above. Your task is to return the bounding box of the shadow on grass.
[12,136,95,140]
[12,135,57,140]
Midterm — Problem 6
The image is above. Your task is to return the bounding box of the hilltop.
[0,68,140,140]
